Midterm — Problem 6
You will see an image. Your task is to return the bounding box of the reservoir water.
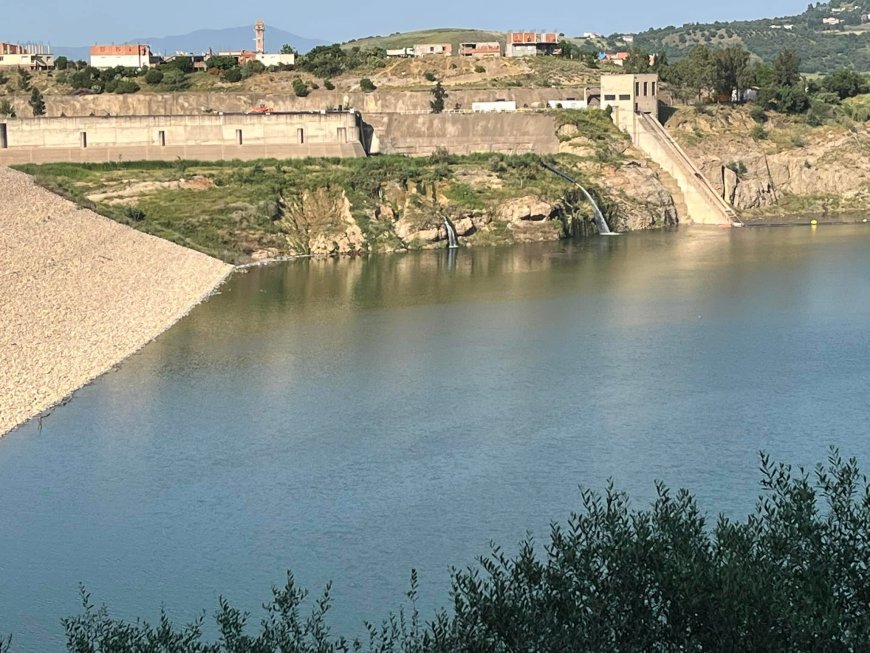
[2,226,869,650]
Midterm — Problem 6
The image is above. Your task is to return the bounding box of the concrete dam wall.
[366,112,559,156]
[0,112,365,165]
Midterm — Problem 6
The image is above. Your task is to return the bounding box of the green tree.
[54,56,69,71]
[821,68,869,100]
[207,55,239,71]
[359,77,376,92]
[161,57,194,73]
[713,46,751,101]
[18,68,32,91]
[772,48,802,88]
[0,99,15,118]
[623,48,652,73]
[430,81,448,113]
[280,44,297,55]
[28,87,45,116]
[671,45,715,102]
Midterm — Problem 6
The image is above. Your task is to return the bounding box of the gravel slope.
[0,167,233,437]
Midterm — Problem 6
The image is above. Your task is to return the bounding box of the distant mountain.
[53,25,327,62]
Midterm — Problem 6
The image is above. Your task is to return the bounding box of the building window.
[236,129,243,145]
[297,128,304,144]
[80,132,87,148]
[643,81,649,96]
[158,130,166,147]
[0,123,7,149]
[635,82,640,96]
[603,94,616,101]
[651,81,657,96]
[619,94,631,101]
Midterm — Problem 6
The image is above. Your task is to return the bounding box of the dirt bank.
[0,167,233,437]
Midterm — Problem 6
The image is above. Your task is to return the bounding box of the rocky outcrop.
[668,107,870,215]
[595,161,679,231]
[280,188,365,256]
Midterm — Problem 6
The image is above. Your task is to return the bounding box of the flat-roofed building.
[471,100,516,112]
[257,53,295,66]
[459,42,501,58]
[505,32,560,57]
[90,44,152,69]
[414,43,452,56]
[0,42,53,70]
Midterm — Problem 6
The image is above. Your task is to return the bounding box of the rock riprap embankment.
[0,167,232,437]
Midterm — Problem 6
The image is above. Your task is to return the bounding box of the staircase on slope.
[646,159,688,225]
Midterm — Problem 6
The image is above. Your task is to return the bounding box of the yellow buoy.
[810,219,818,226]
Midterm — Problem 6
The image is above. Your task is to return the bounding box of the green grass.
[14,152,614,262]
[342,28,507,53]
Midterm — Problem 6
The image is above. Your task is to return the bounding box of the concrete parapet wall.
[368,112,559,156]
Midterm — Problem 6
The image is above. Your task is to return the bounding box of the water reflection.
[2,225,870,652]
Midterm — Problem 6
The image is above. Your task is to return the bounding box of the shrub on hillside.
[221,67,243,83]
[359,77,376,92]
[292,78,309,97]
[144,68,164,85]
[113,79,140,94]
[323,79,335,91]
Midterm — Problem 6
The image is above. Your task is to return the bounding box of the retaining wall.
[366,112,559,156]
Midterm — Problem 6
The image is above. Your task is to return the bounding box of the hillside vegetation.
[636,0,870,72]
[343,28,507,52]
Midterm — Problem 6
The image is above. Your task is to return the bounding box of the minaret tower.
[255,19,265,54]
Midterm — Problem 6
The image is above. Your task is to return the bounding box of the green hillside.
[343,28,507,52]
[635,0,870,72]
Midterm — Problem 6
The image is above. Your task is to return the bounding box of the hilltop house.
[505,32,560,57]
[414,43,452,56]
[0,42,53,70]
[459,42,502,58]
[90,44,152,69]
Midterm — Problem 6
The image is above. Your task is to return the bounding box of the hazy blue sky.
[6,0,807,45]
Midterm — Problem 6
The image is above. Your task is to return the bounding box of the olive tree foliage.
[11,450,866,652]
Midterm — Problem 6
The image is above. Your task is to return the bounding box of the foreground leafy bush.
[6,450,870,651]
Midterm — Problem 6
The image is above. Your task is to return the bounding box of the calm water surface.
[2,226,870,650]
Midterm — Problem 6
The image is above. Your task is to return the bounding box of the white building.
[257,53,295,66]
[548,99,587,109]
[90,44,152,69]
[472,100,517,112]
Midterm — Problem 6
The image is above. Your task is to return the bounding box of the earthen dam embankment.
[0,167,233,437]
